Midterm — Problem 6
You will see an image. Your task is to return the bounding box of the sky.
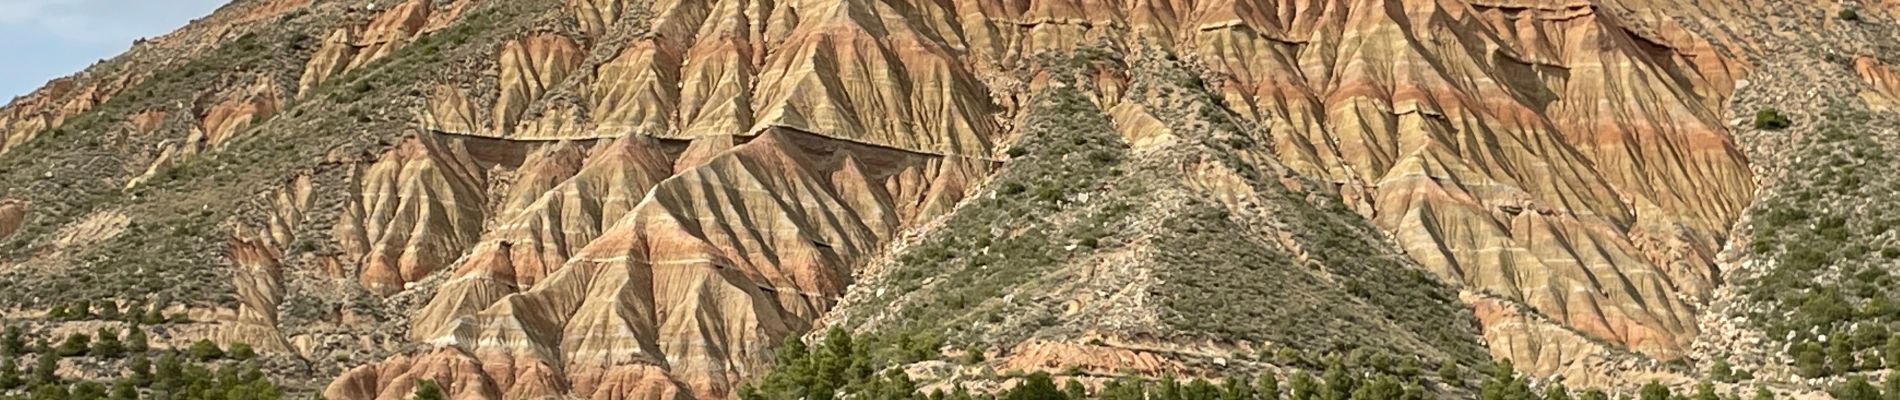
[0,0,229,101]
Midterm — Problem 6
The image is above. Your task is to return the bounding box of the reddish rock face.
[0,200,25,242]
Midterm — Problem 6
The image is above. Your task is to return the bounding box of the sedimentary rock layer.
[330,128,986,399]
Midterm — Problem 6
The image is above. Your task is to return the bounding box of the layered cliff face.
[3,0,1898,397]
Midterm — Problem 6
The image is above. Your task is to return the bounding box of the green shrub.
[1841,8,1861,21]
[1755,108,1793,130]
[187,339,224,361]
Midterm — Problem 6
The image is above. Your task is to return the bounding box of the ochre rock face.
[221,235,294,353]
[295,0,1757,396]
[1858,56,1900,111]
[335,129,986,399]
[334,135,490,295]
[0,200,25,242]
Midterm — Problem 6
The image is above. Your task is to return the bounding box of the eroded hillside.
[0,0,1897,398]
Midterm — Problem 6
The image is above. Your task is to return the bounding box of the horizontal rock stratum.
[0,0,1893,398]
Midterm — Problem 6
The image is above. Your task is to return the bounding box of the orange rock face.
[1857,56,1900,111]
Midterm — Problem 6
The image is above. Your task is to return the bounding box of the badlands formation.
[0,0,1895,398]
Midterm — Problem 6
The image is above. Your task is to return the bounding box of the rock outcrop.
[298,0,436,95]
[334,134,490,295]
[1858,56,1900,111]
[0,200,24,242]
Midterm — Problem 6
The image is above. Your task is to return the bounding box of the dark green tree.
[1793,342,1828,378]
[1751,387,1774,400]
[0,359,21,389]
[1710,359,1735,383]
[32,350,60,385]
[71,381,109,399]
[413,379,446,400]
[1350,375,1404,400]
[126,328,149,354]
[1639,381,1673,400]
[55,333,91,357]
[1002,372,1065,400]
[1835,375,1881,400]
[1184,378,1221,400]
[91,327,125,358]
[1544,383,1573,400]
[1289,371,1318,400]
[1320,360,1356,400]
[188,339,224,361]
[1220,376,1254,400]
[1480,360,1533,400]
[127,352,153,387]
[228,342,257,361]
[1256,373,1281,400]
[0,326,22,356]
[110,379,138,400]
[1437,363,1461,386]
[1884,373,1900,400]
[1063,378,1088,400]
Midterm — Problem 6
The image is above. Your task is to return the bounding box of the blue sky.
[1,0,229,101]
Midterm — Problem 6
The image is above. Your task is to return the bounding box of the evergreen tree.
[1184,378,1222,400]
[1220,376,1254,400]
[1100,378,1147,400]
[1002,372,1065,400]
[1437,363,1461,386]
[126,328,149,354]
[1710,359,1735,383]
[1887,336,1900,371]
[1639,381,1672,400]
[1256,373,1281,400]
[1752,387,1774,400]
[127,353,153,387]
[228,342,257,360]
[72,381,109,399]
[0,326,22,356]
[1793,342,1828,378]
[1545,383,1573,400]
[1290,371,1318,400]
[32,350,60,385]
[1063,379,1088,400]
[188,339,224,361]
[0,359,21,389]
[110,379,138,400]
[55,333,91,357]
[412,379,446,400]
[1829,339,1858,374]
[1480,360,1533,400]
[91,327,125,358]
[1350,375,1404,400]
[1835,375,1881,400]
[99,301,122,321]
[1320,360,1355,400]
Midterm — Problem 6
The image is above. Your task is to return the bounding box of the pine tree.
[1545,383,1573,400]
[91,327,125,358]
[1437,363,1461,385]
[1710,359,1735,383]
[1887,336,1900,371]
[126,328,149,354]
[188,339,224,361]
[128,353,154,387]
[1639,381,1672,400]
[1185,378,1221,400]
[1752,387,1774,400]
[1290,371,1318,400]
[1793,342,1828,378]
[0,359,21,389]
[55,333,91,357]
[413,379,446,400]
[32,350,60,384]
[1220,376,1254,400]
[1003,372,1066,400]
[72,381,109,399]
[1836,375,1880,400]
[1063,379,1088,400]
[1350,375,1404,400]
[1883,373,1900,400]
[110,380,138,400]
[1320,360,1355,400]
[0,326,21,356]
[1580,389,1610,400]
[1256,373,1281,400]
[228,342,257,360]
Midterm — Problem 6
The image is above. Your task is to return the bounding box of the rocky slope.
[0,0,1896,398]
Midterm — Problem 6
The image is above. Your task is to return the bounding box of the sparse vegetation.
[1740,106,1900,378]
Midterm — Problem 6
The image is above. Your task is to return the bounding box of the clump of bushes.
[1754,108,1793,130]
